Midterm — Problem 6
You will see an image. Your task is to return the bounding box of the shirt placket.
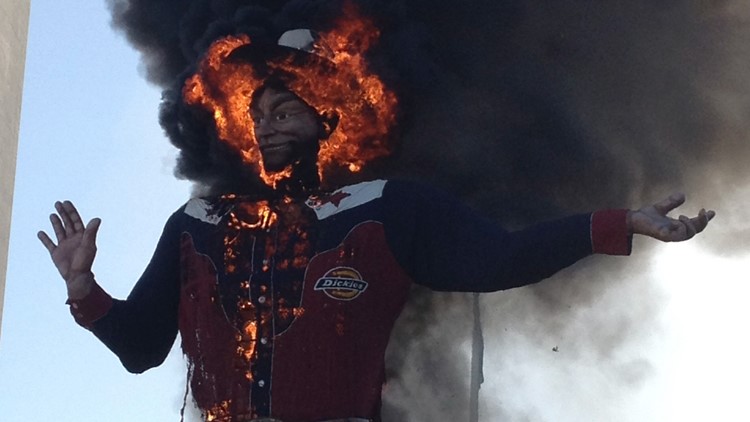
[248,223,278,417]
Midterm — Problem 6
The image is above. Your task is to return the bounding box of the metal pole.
[469,292,484,422]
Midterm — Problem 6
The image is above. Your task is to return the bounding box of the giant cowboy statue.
[39,6,715,422]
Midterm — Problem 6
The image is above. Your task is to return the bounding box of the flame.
[209,197,312,419]
[205,400,232,421]
[239,319,257,362]
[224,201,278,273]
[277,297,305,321]
[183,1,398,188]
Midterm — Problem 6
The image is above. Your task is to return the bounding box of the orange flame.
[205,400,232,421]
[183,1,398,188]
[223,200,279,273]
[239,318,257,362]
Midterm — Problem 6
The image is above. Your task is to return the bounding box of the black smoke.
[106,0,750,420]
[106,0,750,217]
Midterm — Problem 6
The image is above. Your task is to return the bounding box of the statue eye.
[274,112,291,122]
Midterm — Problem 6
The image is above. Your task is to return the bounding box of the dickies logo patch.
[314,267,368,301]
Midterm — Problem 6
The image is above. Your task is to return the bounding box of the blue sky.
[2,1,750,421]
[1,2,189,420]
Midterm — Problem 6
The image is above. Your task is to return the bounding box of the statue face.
[250,86,321,173]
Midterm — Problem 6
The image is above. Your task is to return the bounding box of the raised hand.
[38,201,101,299]
[628,193,715,242]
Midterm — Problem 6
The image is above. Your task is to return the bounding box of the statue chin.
[262,161,288,173]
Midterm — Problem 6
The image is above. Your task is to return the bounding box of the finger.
[690,209,714,234]
[81,218,101,247]
[37,231,57,254]
[50,213,66,243]
[62,200,85,232]
[679,215,697,239]
[653,193,686,215]
[59,200,84,234]
[55,201,76,236]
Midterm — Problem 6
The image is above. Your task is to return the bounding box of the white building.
[0,0,31,338]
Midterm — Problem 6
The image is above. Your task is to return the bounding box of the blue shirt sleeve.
[90,207,184,373]
[381,180,594,292]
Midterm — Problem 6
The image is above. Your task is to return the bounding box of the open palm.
[629,193,715,242]
[38,201,101,298]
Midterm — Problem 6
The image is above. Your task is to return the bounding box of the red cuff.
[591,209,632,256]
[65,282,113,329]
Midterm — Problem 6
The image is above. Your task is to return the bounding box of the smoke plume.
[107,0,750,420]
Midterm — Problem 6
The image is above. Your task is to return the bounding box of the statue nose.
[254,118,276,137]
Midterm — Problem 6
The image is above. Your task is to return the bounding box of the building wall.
[0,0,31,337]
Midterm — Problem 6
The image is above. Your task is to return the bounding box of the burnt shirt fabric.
[67,179,631,421]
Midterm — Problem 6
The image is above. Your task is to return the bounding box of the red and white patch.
[305,179,386,220]
[313,267,368,301]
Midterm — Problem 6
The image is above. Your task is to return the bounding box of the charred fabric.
[106,0,747,419]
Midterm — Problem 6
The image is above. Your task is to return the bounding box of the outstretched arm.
[628,193,715,242]
[38,201,101,300]
[39,201,183,373]
[382,181,716,293]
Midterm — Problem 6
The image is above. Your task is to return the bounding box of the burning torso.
[176,180,413,420]
[85,177,617,421]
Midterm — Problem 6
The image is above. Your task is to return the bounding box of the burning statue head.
[234,31,341,182]
[249,76,338,174]
[182,4,399,191]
